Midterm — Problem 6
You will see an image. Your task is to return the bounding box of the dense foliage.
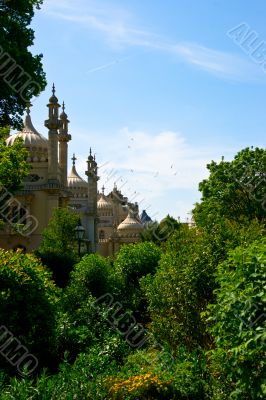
[193,147,266,227]
[0,147,265,399]
[0,249,59,372]
[207,238,266,399]
[0,0,46,128]
[36,208,79,287]
[140,214,180,244]
[0,127,29,192]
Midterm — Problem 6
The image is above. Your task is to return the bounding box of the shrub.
[207,238,266,399]
[36,208,79,287]
[0,249,60,373]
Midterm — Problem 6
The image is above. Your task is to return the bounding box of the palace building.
[0,86,150,256]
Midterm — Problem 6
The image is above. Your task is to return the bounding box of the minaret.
[85,148,99,252]
[44,84,62,181]
[58,101,71,186]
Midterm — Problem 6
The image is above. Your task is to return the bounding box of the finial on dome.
[101,185,105,194]
[71,153,77,166]
[88,147,94,161]
[60,101,68,120]
[26,102,32,115]
[48,83,59,106]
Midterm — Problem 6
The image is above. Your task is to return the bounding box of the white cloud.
[73,127,234,220]
[41,0,265,82]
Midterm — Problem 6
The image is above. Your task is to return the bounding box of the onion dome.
[49,83,58,103]
[6,106,48,153]
[67,154,88,189]
[97,186,113,211]
[117,209,144,233]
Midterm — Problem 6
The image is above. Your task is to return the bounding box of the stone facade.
[0,87,146,256]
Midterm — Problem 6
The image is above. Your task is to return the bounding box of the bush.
[207,238,266,399]
[0,250,60,373]
[113,242,161,313]
[67,253,112,300]
[105,347,209,399]
[36,208,79,287]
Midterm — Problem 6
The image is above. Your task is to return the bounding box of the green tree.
[0,249,59,373]
[141,220,265,353]
[0,0,46,129]
[207,238,266,399]
[36,208,79,287]
[66,254,112,301]
[114,242,162,285]
[193,147,266,228]
[140,215,180,245]
[141,226,214,352]
[113,241,161,316]
[58,255,131,363]
[0,127,30,192]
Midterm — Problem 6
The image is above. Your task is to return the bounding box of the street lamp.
[74,218,85,258]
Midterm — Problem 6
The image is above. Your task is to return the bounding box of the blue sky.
[27,0,266,221]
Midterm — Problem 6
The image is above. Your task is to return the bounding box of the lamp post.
[74,218,85,258]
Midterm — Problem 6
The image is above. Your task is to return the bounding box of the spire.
[45,84,61,124]
[23,102,41,135]
[86,148,99,181]
[45,84,62,181]
[26,102,31,116]
[49,83,58,104]
[59,101,71,139]
[60,101,67,118]
[88,147,93,161]
[71,153,77,167]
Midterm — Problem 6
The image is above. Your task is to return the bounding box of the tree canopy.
[0,126,30,192]
[36,208,80,287]
[193,147,266,228]
[0,0,46,128]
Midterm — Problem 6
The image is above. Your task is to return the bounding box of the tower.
[44,84,62,181]
[85,148,99,252]
[58,102,71,186]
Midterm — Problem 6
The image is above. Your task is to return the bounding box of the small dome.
[67,165,87,188]
[49,83,58,104]
[97,193,113,210]
[6,113,48,149]
[117,209,144,232]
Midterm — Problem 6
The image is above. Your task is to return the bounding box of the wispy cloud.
[87,56,132,74]
[42,0,264,82]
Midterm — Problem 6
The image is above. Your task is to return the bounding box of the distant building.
[0,86,149,256]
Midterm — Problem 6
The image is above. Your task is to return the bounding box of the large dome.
[6,112,48,150]
[117,209,144,232]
